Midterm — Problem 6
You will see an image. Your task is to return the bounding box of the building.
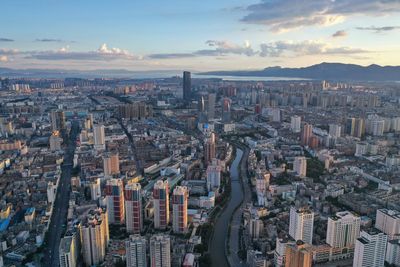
[126,234,147,267]
[59,235,78,267]
[182,253,195,267]
[204,132,216,165]
[118,103,153,120]
[103,152,120,177]
[49,131,63,151]
[285,241,312,267]
[301,124,313,146]
[386,239,400,266]
[375,209,400,240]
[81,208,109,266]
[256,170,270,206]
[207,93,216,120]
[353,229,387,267]
[183,71,191,102]
[293,157,307,178]
[172,186,188,234]
[105,178,125,224]
[289,206,314,244]
[222,97,231,123]
[50,110,65,131]
[354,118,365,138]
[329,124,341,138]
[246,250,267,267]
[93,124,105,150]
[275,238,295,267]
[150,235,171,267]
[345,118,356,136]
[89,178,101,201]
[153,180,169,230]
[249,215,263,239]
[290,116,301,133]
[125,183,143,234]
[206,162,222,191]
[371,119,385,136]
[326,211,360,248]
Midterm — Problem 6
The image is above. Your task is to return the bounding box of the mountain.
[199,62,400,81]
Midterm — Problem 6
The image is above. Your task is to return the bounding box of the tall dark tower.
[183,71,191,102]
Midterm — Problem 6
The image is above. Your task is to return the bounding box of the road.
[209,148,244,267]
[227,145,251,267]
[43,120,80,267]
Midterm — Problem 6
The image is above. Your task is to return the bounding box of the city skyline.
[1,0,400,71]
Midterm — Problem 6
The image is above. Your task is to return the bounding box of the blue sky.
[1,0,400,71]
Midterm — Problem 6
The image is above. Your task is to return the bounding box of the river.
[209,148,244,267]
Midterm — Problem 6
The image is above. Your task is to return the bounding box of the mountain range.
[199,62,400,81]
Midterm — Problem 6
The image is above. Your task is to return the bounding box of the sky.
[1,0,400,71]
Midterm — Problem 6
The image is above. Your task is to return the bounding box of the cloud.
[0,48,19,55]
[0,56,8,62]
[148,53,196,59]
[259,40,369,57]
[0,38,14,42]
[29,44,141,61]
[35,38,63,42]
[241,0,400,32]
[356,26,400,33]
[332,30,347,38]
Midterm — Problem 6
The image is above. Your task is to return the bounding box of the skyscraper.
[103,152,120,177]
[345,118,356,136]
[326,211,360,248]
[150,235,171,267]
[183,71,191,102]
[385,239,400,266]
[125,183,143,234]
[172,186,188,234]
[50,110,66,131]
[206,162,222,191]
[293,157,307,178]
[59,235,78,267]
[153,180,169,230]
[222,97,231,123]
[105,178,125,224]
[329,124,341,138]
[289,206,314,244]
[93,124,105,150]
[207,93,216,121]
[375,209,400,240]
[204,132,216,165]
[353,229,387,267]
[284,240,312,267]
[126,234,147,267]
[290,116,301,133]
[301,124,313,146]
[81,208,109,266]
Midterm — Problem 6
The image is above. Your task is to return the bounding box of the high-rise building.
[93,124,105,150]
[59,235,78,267]
[285,240,312,267]
[49,130,63,151]
[50,110,66,132]
[150,235,171,267]
[105,178,125,224]
[345,118,356,136]
[153,180,169,230]
[183,71,191,102]
[172,186,188,234]
[301,124,313,146]
[89,178,101,201]
[293,157,307,178]
[289,206,314,244]
[375,209,400,240]
[326,211,360,248]
[353,229,387,267]
[125,183,143,234]
[206,162,222,191]
[386,239,400,266]
[249,215,263,239]
[354,118,365,138]
[222,97,231,123]
[118,103,153,120]
[371,119,385,136]
[207,93,216,120]
[103,152,120,177]
[204,132,216,165]
[246,250,267,267]
[329,124,341,138]
[126,234,147,267]
[256,170,270,207]
[81,208,109,266]
[275,238,296,267]
[290,116,301,133]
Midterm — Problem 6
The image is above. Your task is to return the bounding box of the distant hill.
[199,62,400,81]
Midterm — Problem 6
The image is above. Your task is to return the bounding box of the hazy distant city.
[2,1,400,267]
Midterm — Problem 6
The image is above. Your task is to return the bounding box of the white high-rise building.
[206,163,222,191]
[150,235,171,267]
[289,206,314,244]
[81,208,109,266]
[126,235,147,267]
[375,209,400,240]
[371,119,385,136]
[293,157,307,178]
[386,239,400,266]
[59,235,78,267]
[47,182,56,203]
[326,211,360,248]
[249,215,263,239]
[290,116,301,133]
[89,178,101,201]
[353,229,387,267]
[256,170,270,207]
[93,124,105,150]
[329,124,341,138]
